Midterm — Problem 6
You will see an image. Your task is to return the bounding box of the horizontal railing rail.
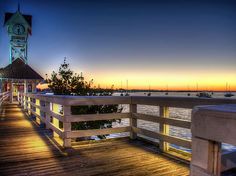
[18,93,236,156]
[131,96,236,108]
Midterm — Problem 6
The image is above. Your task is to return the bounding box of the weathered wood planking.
[0,103,189,176]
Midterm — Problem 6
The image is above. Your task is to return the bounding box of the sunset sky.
[0,0,236,90]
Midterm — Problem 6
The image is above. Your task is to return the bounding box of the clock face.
[13,24,25,35]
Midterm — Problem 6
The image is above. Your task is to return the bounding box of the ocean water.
[111,91,236,153]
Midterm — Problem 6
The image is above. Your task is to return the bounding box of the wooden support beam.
[130,103,137,139]
[45,101,51,129]
[159,106,170,152]
[63,106,71,148]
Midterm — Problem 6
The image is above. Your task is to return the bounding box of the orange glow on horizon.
[87,71,236,91]
[42,67,236,91]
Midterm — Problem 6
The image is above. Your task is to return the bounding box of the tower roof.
[0,58,43,80]
[4,12,32,27]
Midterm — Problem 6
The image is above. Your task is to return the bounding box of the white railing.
[191,104,236,176]
[18,93,236,154]
[0,91,10,106]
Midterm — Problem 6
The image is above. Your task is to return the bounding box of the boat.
[125,80,130,96]
[224,93,234,97]
[147,85,151,96]
[224,83,234,97]
[196,92,212,98]
[187,85,190,96]
[165,84,168,95]
[125,92,130,96]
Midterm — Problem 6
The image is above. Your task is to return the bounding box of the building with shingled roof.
[0,5,43,102]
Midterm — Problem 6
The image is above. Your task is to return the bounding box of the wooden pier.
[0,103,189,176]
[1,92,236,176]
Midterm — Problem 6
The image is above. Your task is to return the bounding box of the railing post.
[18,92,21,103]
[21,94,24,108]
[23,95,27,110]
[19,93,22,106]
[35,98,44,127]
[191,137,221,176]
[190,105,234,176]
[45,101,51,129]
[17,92,19,102]
[10,81,13,103]
[27,96,31,115]
[21,94,24,107]
[20,93,23,105]
[159,106,169,152]
[63,106,71,148]
[29,97,34,119]
[130,103,137,139]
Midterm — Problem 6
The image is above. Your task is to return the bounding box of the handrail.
[18,92,236,155]
[22,93,236,107]
[191,104,236,176]
[132,96,236,108]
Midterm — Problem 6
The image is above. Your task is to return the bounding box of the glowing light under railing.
[36,99,40,115]
[51,103,63,115]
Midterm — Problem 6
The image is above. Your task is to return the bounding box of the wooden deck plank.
[0,103,189,176]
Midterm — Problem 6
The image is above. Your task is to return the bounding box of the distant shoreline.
[115,90,236,93]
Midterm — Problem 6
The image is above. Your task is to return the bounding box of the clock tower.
[4,5,32,64]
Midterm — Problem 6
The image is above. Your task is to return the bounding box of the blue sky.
[0,0,236,90]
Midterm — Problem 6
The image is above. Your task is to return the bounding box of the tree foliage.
[48,58,121,139]
[48,58,92,95]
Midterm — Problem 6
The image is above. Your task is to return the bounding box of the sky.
[0,0,236,91]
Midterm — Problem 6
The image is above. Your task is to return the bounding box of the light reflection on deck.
[0,103,189,175]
